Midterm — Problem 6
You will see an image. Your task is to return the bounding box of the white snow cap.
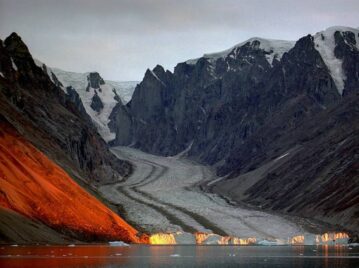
[314,26,359,95]
[186,37,295,66]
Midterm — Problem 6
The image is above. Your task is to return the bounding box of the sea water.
[0,244,358,267]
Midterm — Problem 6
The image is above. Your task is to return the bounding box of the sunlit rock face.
[0,121,143,243]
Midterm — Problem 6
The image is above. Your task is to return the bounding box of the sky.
[0,0,358,81]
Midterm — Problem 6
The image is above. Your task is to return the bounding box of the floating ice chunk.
[170,254,181,257]
[109,241,129,247]
[257,239,279,246]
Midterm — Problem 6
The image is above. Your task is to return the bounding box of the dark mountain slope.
[210,91,359,232]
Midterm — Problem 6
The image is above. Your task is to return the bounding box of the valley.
[99,146,315,243]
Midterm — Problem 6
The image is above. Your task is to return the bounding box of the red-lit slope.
[0,122,143,243]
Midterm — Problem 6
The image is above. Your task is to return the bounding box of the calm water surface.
[0,244,358,267]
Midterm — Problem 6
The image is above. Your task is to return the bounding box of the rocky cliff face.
[0,32,132,185]
[109,26,359,232]
[90,90,104,112]
[86,72,105,90]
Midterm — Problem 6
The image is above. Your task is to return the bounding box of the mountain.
[109,26,359,233]
[0,33,144,243]
[34,60,138,142]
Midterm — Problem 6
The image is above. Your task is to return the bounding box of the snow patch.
[274,152,290,162]
[10,57,18,71]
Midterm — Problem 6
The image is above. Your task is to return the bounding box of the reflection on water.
[0,244,358,268]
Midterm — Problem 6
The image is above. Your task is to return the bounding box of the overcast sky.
[0,0,358,81]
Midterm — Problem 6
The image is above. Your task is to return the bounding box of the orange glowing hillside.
[0,121,143,243]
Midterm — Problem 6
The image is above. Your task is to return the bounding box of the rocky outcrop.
[109,27,359,232]
[66,86,89,118]
[108,98,133,145]
[90,90,104,112]
[87,72,105,90]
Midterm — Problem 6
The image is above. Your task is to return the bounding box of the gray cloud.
[1,0,358,80]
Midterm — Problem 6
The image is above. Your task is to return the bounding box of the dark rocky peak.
[112,88,122,103]
[90,90,104,112]
[286,35,317,60]
[153,64,166,78]
[40,63,48,73]
[277,34,340,105]
[51,72,63,87]
[108,101,132,146]
[129,68,169,121]
[86,72,105,90]
[1,34,61,96]
[143,68,166,86]
[66,86,88,118]
[4,32,30,57]
[3,33,38,78]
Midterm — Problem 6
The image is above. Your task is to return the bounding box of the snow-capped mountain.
[313,26,359,94]
[109,26,359,233]
[186,37,295,67]
[34,60,138,141]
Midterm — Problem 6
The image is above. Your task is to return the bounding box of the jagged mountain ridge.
[0,33,144,242]
[109,26,359,233]
[34,59,138,141]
